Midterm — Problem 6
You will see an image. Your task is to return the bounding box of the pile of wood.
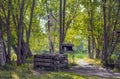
[34,54,68,70]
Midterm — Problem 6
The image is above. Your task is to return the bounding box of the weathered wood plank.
[33,54,68,70]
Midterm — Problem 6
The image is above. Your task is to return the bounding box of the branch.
[110,3,120,47]
[0,1,7,21]
[26,0,35,44]
[63,0,80,42]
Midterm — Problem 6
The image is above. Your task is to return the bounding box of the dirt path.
[65,59,120,78]
[33,59,120,78]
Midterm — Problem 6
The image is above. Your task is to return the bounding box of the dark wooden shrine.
[62,44,74,52]
[34,54,68,70]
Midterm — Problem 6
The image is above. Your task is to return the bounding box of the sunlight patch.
[12,72,19,79]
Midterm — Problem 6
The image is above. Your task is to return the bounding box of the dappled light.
[0,0,120,79]
[12,72,20,79]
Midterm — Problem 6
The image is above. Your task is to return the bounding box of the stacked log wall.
[34,54,68,70]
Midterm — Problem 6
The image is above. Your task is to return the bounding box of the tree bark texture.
[59,0,63,54]
[0,17,6,66]
[6,0,11,63]
[102,0,108,61]
[17,0,25,65]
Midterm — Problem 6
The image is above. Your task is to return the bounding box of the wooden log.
[34,54,54,59]
[33,54,68,70]
[61,60,68,64]
[54,56,66,60]
[34,58,53,63]
[55,63,68,68]
[34,62,53,66]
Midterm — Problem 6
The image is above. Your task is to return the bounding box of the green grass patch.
[0,69,106,79]
[67,51,87,59]
[83,57,101,67]
[67,51,88,65]
[0,53,110,79]
[0,56,106,79]
[39,72,105,79]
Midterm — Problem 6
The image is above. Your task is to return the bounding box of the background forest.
[0,0,120,79]
[0,0,120,70]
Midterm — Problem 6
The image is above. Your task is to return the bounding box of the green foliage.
[113,67,120,72]
[67,51,88,66]
[68,51,87,59]
[11,53,17,61]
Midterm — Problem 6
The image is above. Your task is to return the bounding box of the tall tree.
[62,0,66,43]
[17,0,25,65]
[59,0,63,54]
[0,16,6,66]
[46,0,54,53]
[26,0,35,56]
[6,0,11,63]
[26,0,35,44]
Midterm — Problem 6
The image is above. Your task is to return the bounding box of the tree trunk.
[12,40,32,60]
[102,0,107,62]
[96,49,100,59]
[88,37,92,58]
[6,0,11,63]
[87,0,94,59]
[59,0,63,54]
[62,0,66,43]
[89,0,94,59]
[91,34,94,59]
[46,0,54,53]
[26,0,35,44]
[26,0,35,57]
[48,15,54,53]
[17,0,25,65]
[0,17,6,66]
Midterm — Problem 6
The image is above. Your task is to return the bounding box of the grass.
[67,51,102,68]
[39,72,106,79]
[0,52,111,79]
[83,57,101,66]
[67,51,88,65]
[0,54,105,79]
[67,51,88,59]
[0,64,106,79]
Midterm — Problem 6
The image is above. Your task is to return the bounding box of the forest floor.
[63,59,120,79]
[1,56,120,79]
[33,59,120,79]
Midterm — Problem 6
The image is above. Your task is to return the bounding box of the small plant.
[113,68,119,72]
